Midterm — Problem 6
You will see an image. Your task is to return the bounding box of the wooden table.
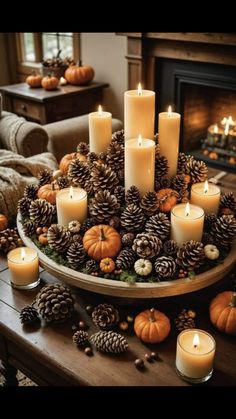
[0,167,236,386]
[0,82,108,124]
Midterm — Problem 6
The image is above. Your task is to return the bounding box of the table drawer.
[12,98,43,122]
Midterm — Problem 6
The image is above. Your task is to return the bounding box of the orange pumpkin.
[59,152,87,174]
[65,62,94,85]
[156,188,179,212]
[209,291,236,335]
[37,183,57,204]
[0,214,8,231]
[100,258,115,273]
[134,308,171,343]
[38,233,48,246]
[26,72,43,88]
[83,225,121,262]
[41,74,59,90]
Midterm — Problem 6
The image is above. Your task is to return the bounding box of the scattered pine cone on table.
[67,242,86,269]
[175,309,196,331]
[86,259,99,274]
[73,330,89,347]
[132,233,162,259]
[18,197,32,216]
[155,155,168,180]
[111,129,125,145]
[210,215,236,248]
[177,152,187,174]
[89,190,120,223]
[92,303,119,330]
[120,204,146,232]
[186,156,208,183]
[122,232,135,248]
[29,199,56,226]
[140,191,159,216]
[90,331,128,353]
[154,256,176,280]
[90,163,119,194]
[106,142,124,172]
[38,169,53,187]
[77,141,89,156]
[47,224,72,253]
[220,192,236,214]
[68,160,90,187]
[176,240,205,270]
[145,213,170,241]
[24,184,39,200]
[36,283,74,323]
[57,175,70,189]
[113,185,125,205]
[116,248,136,270]
[0,228,23,253]
[163,240,178,258]
[19,305,40,325]
[22,220,37,237]
[125,186,141,206]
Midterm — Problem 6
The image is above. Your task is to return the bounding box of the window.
[42,33,73,59]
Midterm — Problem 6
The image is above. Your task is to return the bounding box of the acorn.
[79,320,88,330]
[134,358,144,370]
[84,347,93,356]
[119,321,129,331]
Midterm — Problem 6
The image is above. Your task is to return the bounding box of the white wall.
[81,33,127,122]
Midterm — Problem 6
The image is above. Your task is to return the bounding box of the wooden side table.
[0,82,109,125]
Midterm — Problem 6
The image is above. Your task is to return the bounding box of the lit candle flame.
[185,202,190,217]
[137,83,142,96]
[228,115,233,125]
[221,117,227,125]
[225,119,230,136]
[69,186,73,199]
[21,248,26,261]
[138,134,142,147]
[213,124,218,134]
[167,105,172,117]
[98,105,102,115]
[193,333,200,349]
[204,180,208,193]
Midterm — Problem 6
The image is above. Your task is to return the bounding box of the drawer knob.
[21,104,27,111]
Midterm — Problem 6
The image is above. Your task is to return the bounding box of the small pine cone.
[186,156,208,183]
[90,331,128,353]
[92,303,119,330]
[177,152,187,174]
[36,283,74,323]
[86,259,99,274]
[113,185,125,205]
[122,232,135,248]
[0,228,23,253]
[90,163,119,193]
[68,160,90,187]
[89,190,120,223]
[73,330,88,347]
[220,192,236,213]
[140,191,158,216]
[125,186,140,206]
[98,152,108,162]
[204,213,218,231]
[132,233,162,259]
[210,215,236,248]
[22,220,37,237]
[117,169,124,183]
[77,141,89,156]
[109,216,120,230]
[18,197,32,216]
[160,177,172,189]
[174,309,196,331]
[181,190,190,203]
[67,242,86,269]
[80,218,97,235]
[155,155,168,180]
[145,213,170,241]
[38,169,53,187]
[87,151,98,166]
[172,174,188,197]
[47,224,72,253]
[154,179,161,192]
[84,179,94,197]
[24,184,39,200]
[111,129,125,145]
[154,256,176,280]
[19,305,40,325]
[107,142,124,172]
[120,204,146,232]
[57,175,70,189]
[29,199,56,226]
[202,232,215,245]
[163,240,178,257]
[116,248,136,270]
[176,240,205,270]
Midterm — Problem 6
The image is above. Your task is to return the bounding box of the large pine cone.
[24,184,39,200]
[68,160,90,187]
[77,141,89,156]
[36,283,74,323]
[111,129,125,145]
[106,142,124,172]
[47,224,72,253]
[132,233,162,259]
[67,242,86,269]
[92,303,119,330]
[140,191,159,216]
[0,228,23,253]
[145,213,170,241]
[18,197,32,216]
[176,240,205,270]
[186,156,208,183]
[120,204,146,232]
[90,331,128,353]
[89,190,120,223]
[116,248,136,270]
[155,155,168,180]
[220,192,236,213]
[38,169,53,187]
[29,199,56,226]
[154,256,176,280]
[210,215,236,248]
[177,152,187,174]
[125,186,141,206]
[90,163,119,193]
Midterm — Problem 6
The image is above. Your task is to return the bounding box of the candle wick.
[186,213,189,217]
[194,344,197,349]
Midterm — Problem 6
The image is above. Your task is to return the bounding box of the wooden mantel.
[118,33,236,90]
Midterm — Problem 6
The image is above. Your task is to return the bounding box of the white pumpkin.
[134,259,152,276]
[204,244,220,260]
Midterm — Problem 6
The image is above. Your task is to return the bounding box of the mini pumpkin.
[100,258,115,273]
[41,74,59,91]
[134,308,171,343]
[209,291,236,335]
[156,188,179,212]
[37,183,57,204]
[134,259,152,276]
[26,72,43,88]
[38,233,48,246]
[204,244,219,260]
[0,214,8,231]
[68,220,81,234]
[59,152,87,174]
[83,225,121,262]
[65,62,94,85]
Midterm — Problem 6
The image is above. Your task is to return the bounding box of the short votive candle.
[7,247,40,289]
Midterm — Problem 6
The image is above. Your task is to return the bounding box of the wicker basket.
[41,65,68,79]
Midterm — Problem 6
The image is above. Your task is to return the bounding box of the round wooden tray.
[17,215,236,299]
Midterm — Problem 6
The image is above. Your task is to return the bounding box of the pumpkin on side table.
[65,61,94,85]
[26,72,43,88]
[41,74,59,91]
[134,308,171,343]
[209,291,236,335]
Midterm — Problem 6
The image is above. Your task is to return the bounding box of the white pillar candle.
[190,180,220,215]
[125,135,155,197]
[176,329,216,383]
[56,187,87,228]
[89,105,112,153]
[7,247,39,289]
[171,203,204,247]
[124,83,155,141]
[158,106,181,177]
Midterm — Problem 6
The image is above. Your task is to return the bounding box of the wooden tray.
[17,215,236,299]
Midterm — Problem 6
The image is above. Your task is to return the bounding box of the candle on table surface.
[124,83,155,141]
[158,106,181,177]
[125,135,155,197]
[171,203,204,247]
[7,247,39,289]
[176,329,216,383]
[89,105,112,153]
[56,186,87,227]
[190,180,220,215]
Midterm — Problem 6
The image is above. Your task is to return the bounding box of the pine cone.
[113,186,125,205]
[77,141,89,156]
[202,232,215,245]
[57,175,70,189]
[92,303,119,330]
[67,242,86,268]
[0,228,23,253]
[122,232,135,247]
[18,197,32,216]
[90,163,119,193]
[155,155,168,180]
[98,152,107,163]
[186,156,208,183]
[163,240,178,257]
[22,220,37,237]
[172,174,188,198]
[80,218,97,235]
[47,224,72,253]
[68,160,90,187]
[29,199,56,226]
[109,216,120,230]
[154,256,176,280]
[19,305,40,325]
[73,330,88,347]
[120,204,146,232]
[116,248,136,270]
[111,129,125,145]
[84,179,94,197]
[125,186,141,206]
[204,213,217,232]
[87,151,98,166]
[86,259,99,274]
[90,331,128,353]
[177,152,187,174]
[145,213,170,241]
[107,142,124,172]
[132,233,162,259]
[175,309,196,331]
[220,192,236,213]
[89,190,120,223]
[36,283,74,323]
[210,215,236,248]
[176,240,205,270]
[24,184,39,200]
[38,169,53,187]
[154,179,161,192]
[160,177,171,189]
[140,191,158,216]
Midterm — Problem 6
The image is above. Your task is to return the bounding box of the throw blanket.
[0,149,58,217]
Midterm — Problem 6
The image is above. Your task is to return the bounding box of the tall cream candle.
[125,135,155,197]
[89,105,112,153]
[124,83,155,141]
[158,106,181,177]
[56,187,87,227]
[190,180,220,215]
[8,247,40,289]
[171,203,204,247]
